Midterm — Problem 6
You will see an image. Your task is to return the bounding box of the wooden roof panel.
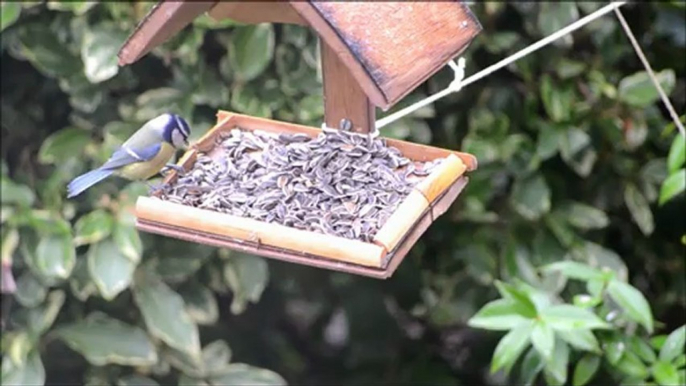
[308,1,481,108]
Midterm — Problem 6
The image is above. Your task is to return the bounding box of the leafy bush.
[1,2,684,385]
[468,261,685,385]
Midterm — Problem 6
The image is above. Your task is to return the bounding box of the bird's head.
[159,113,191,149]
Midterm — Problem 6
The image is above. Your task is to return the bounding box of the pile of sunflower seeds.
[158,126,445,242]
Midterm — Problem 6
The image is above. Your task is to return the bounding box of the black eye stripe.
[173,115,190,137]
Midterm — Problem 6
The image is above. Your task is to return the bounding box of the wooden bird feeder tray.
[119,1,482,278]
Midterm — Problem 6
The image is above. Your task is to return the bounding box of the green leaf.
[556,201,609,230]
[557,329,601,353]
[178,375,209,386]
[667,135,686,173]
[538,3,578,47]
[1,178,35,207]
[618,70,676,107]
[1,350,45,386]
[605,335,627,365]
[536,123,562,160]
[133,273,201,357]
[223,254,269,314]
[88,238,136,301]
[467,299,533,331]
[134,87,191,122]
[540,74,573,122]
[574,294,601,309]
[495,280,537,317]
[179,282,219,326]
[208,364,287,386]
[652,336,668,351]
[155,256,206,284]
[17,23,82,78]
[629,336,658,363]
[193,13,237,29]
[607,279,654,333]
[35,233,76,280]
[616,352,650,380]
[113,214,142,264]
[117,375,159,386]
[653,361,680,386]
[7,331,32,367]
[560,128,596,177]
[625,183,655,235]
[229,24,275,82]
[543,336,570,385]
[46,1,97,15]
[162,345,204,378]
[491,322,534,374]
[81,24,128,83]
[519,347,544,386]
[541,261,605,281]
[531,321,555,361]
[55,312,158,366]
[579,241,627,282]
[1,2,21,31]
[27,290,65,335]
[202,340,233,375]
[659,169,686,205]
[74,209,114,246]
[556,58,586,79]
[540,305,611,331]
[510,174,551,221]
[573,354,600,386]
[69,257,97,301]
[660,325,686,363]
[14,272,47,308]
[38,128,91,165]
[2,227,19,267]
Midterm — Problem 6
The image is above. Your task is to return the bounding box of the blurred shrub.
[1,2,684,385]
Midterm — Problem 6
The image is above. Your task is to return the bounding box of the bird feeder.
[119,1,482,279]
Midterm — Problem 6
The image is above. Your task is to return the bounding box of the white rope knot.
[447,57,466,92]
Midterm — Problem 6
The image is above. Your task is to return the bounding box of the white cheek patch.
[171,130,185,147]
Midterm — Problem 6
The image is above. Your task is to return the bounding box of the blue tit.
[67,113,191,198]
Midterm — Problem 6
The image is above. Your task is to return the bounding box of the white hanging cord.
[376,1,629,129]
[613,7,685,138]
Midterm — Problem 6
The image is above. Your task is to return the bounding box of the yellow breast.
[116,143,176,181]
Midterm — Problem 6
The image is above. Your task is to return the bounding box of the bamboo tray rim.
[135,111,475,277]
[136,175,469,278]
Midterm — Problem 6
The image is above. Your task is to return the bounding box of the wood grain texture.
[321,42,376,134]
[118,1,216,66]
[373,190,429,253]
[415,154,467,203]
[288,2,388,108]
[136,112,476,278]
[137,176,468,279]
[136,197,387,268]
[302,1,481,110]
[208,1,306,25]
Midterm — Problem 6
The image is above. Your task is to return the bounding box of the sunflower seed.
[160,125,447,241]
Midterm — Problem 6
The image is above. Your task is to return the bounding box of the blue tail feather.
[67,169,114,198]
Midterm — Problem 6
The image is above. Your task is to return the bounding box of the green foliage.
[1,2,684,385]
[468,261,685,385]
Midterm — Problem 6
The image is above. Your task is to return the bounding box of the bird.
[66,113,191,199]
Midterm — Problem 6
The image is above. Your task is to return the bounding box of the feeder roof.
[118,1,481,111]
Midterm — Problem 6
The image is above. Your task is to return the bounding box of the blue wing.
[66,144,162,198]
[100,143,162,171]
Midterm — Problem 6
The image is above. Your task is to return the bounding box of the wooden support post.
[321,41,375,134]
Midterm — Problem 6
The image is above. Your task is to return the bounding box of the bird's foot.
[162,164,186,176]
[146,182,170,196]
